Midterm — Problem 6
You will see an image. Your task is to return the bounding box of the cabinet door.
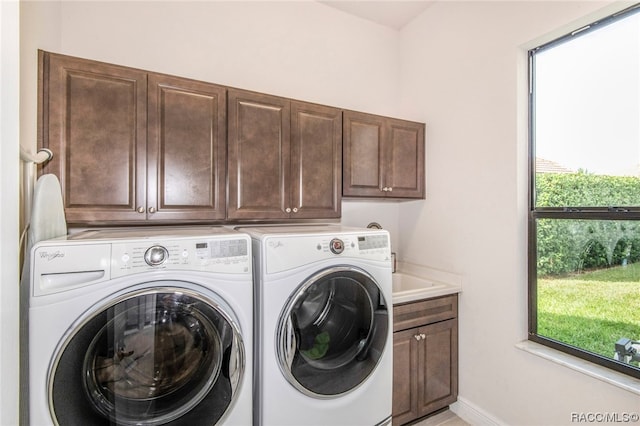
[392,329,420,426]
[40,51,147,223]
[343,111,425,199]
[342,111,385,197]
[387,118,425,198]
[227,90,290,219]
[291,101,342,219]
[418,319,458,417]
[147,74,227,221]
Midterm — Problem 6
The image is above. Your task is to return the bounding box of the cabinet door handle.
[292,207,298,213]
[137,206,145,214]
[382,187,388,192]
[388,187,393,192]
[420,333,426,339]
[148,207,156,214]
[285,207,292,213]
[414,334,422,341]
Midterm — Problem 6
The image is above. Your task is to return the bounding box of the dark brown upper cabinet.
[147,74,226,221]
[343,111,425,199]
[39,51,424,225]
[227,89,341,220]
[39,51,226,223]
[291,101,342,218]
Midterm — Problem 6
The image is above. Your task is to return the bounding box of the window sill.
[516,340,640,396]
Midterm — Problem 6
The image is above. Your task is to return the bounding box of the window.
[529,3,640,379]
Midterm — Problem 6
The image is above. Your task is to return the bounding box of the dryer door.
[49,283,244,426]
[276,266,389,398]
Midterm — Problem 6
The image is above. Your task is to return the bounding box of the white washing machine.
[26,227,253,426]
[240,225,393,426]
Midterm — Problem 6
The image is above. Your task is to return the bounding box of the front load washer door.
[49,284,244,426]
[276,266,389,398]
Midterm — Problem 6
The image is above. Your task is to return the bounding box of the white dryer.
[240,225,393,426]
[26,227,252,426]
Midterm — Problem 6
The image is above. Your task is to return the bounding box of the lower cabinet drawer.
[393,294,457,332]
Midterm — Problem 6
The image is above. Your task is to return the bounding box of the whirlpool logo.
[268,240,284,249]
[39,250,65,261]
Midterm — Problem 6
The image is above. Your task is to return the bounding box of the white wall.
[1,2,21,424]
[20,0,62,168]
[59,1,400,115]
[399,1,639,424]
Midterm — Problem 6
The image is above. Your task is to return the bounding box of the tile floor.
[412,409,470,426]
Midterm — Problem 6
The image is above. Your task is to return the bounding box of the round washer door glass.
[277,266,389,397]
[49,285,244,426]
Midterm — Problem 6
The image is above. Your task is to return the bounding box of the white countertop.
[392,261,462,305]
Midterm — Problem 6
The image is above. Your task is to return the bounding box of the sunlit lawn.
[537,263,640,360]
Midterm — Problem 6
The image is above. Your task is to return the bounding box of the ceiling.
[319,1,434,30]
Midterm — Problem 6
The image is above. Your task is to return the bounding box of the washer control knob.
[329,238,344,254]
[144,245,168,266]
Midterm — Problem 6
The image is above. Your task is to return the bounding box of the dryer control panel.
[356,234,389,252]
[263,231,390,274]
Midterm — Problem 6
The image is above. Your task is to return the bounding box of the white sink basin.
[393,273,441,292]
[391,272,457,304]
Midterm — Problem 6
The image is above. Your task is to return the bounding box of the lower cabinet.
[392,295,458,426]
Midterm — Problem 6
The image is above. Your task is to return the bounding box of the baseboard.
[450,397,504,426]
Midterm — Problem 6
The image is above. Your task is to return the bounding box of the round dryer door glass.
[276,266,389,398]
[49,284,244,426]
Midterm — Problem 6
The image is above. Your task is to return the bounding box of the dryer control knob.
[144,245,169,266]
[329,238,345,254]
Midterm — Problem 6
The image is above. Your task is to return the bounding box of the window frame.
[528,3,640,380]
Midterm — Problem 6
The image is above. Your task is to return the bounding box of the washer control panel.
[31,232,252,297]
[144,245,169,266]
[111,237,250,278]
